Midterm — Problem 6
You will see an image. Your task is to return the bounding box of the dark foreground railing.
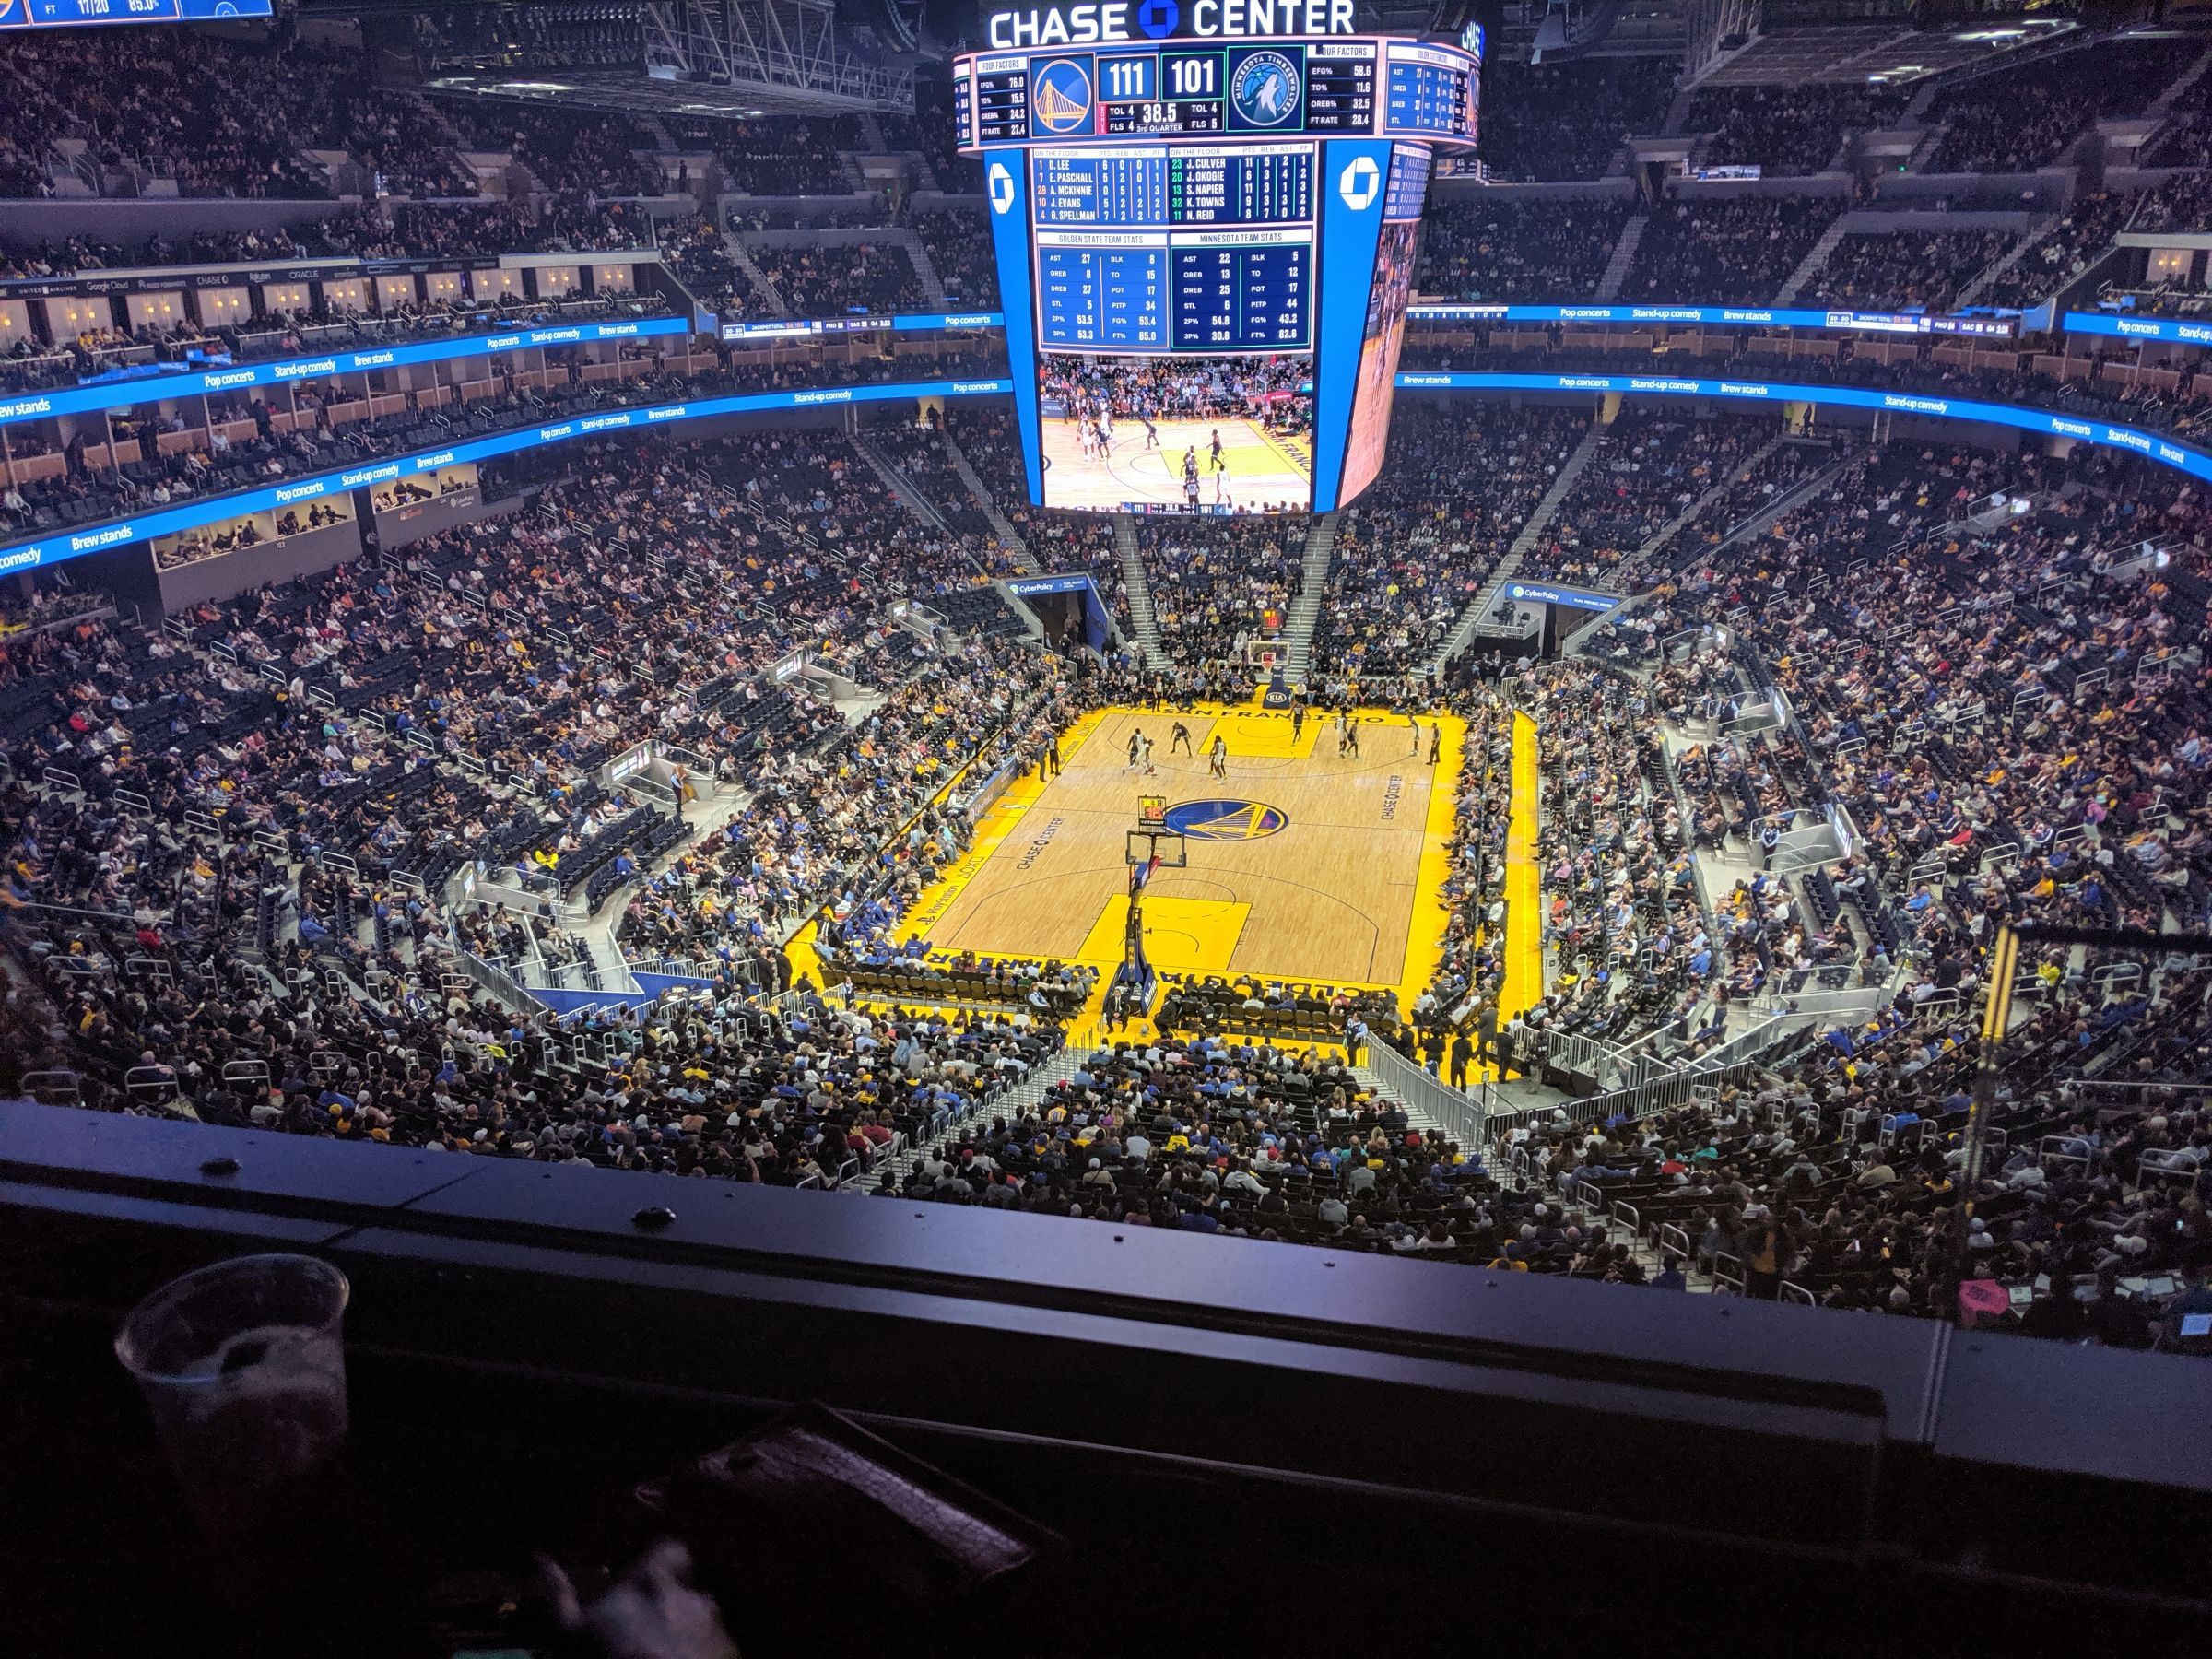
[1,1100,2206,1656]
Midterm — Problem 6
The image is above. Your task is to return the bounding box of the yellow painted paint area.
[1500,708,1544,1023]
[1077,892,1251,975]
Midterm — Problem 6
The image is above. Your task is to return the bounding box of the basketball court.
[902,701,1462,994]
[1040,416,1313,513]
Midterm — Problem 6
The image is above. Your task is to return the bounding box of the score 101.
[1099,52,1224,102]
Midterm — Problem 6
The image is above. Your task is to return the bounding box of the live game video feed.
[1039,351,1313,513]
[1337,216,1418,507]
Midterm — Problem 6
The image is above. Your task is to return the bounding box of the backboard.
[1127,829,1188,867]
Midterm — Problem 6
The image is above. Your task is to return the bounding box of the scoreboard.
[958,37,1476,146]
[958,22,1478,515]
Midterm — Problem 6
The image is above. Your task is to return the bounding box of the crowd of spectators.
[1687,84,1905,177]
[1499,1040,2212,1332]
[1619,197,1841,305]
[436,100,662,195]
[1406,332,2212,455]
[1477,56,1677,183]
[0,336,1010,539]
[0,24,490,200]
[652,211,744,318]
[1527,409,1796,594]
[668,114,860,197]
[1312,404,1584,678]
[1524,662,1718,1048]
[859,417,1027,589]
[752,241,925,315]
[1978,190,2138,310]
[889,1031,1503,1258]
[1137,517,1301,665]
[1926,36,2201,174]
[1413,195,1633,301]
[912,210,995,307]
[1801,229,2010,313]
[2143,64,2212,171]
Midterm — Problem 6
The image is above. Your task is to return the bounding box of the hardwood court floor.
[908,702,1464,991]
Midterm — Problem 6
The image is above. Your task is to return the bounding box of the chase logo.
[1337,154,1380,210]
[1165,798,1288,841]
[1232,49,1300,127]
[1136,0,1177,38]
[1033,57,1094,134]
[988,161,1017,214]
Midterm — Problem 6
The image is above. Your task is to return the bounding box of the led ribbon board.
[1394,370,2212,483]
[0,318,693,429]
[0,378,1014,574]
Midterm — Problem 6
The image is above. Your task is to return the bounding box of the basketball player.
[1141,731,1157,776]
[1291,703,1305,741]
[1409,709,1422,757]
[1209,735,1228,779]
[1182,446,1199,488]
[1169,719,1193,756]
[1345,716,1360,759]
[1209,428,1224,472]
[1141,413,1159,450]
[1334,712,1348,756]
[1127,727,1143,771]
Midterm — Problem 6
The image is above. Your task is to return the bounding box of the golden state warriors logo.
[1032,58,1094,135]
[1165,798,1288,841]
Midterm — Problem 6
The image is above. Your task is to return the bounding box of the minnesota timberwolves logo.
[1165,799,1289,841]
[1032,58,1094,135]
[1231,51,1300,128]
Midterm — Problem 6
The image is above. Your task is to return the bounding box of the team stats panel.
[1035,229,1310,351]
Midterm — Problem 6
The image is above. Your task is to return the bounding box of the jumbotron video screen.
[954,9,1477,515]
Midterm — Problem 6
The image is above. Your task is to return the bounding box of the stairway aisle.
[940,432,1041,575]
[1955,215,2057,307]
[1281,512,1338,686]
[1594,214,1649,301]
[1114,512,1165,663]
[881,226,947,306]
[725,235,790,314]
[1430,418,1614,674]
[1775,213,1854,303]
